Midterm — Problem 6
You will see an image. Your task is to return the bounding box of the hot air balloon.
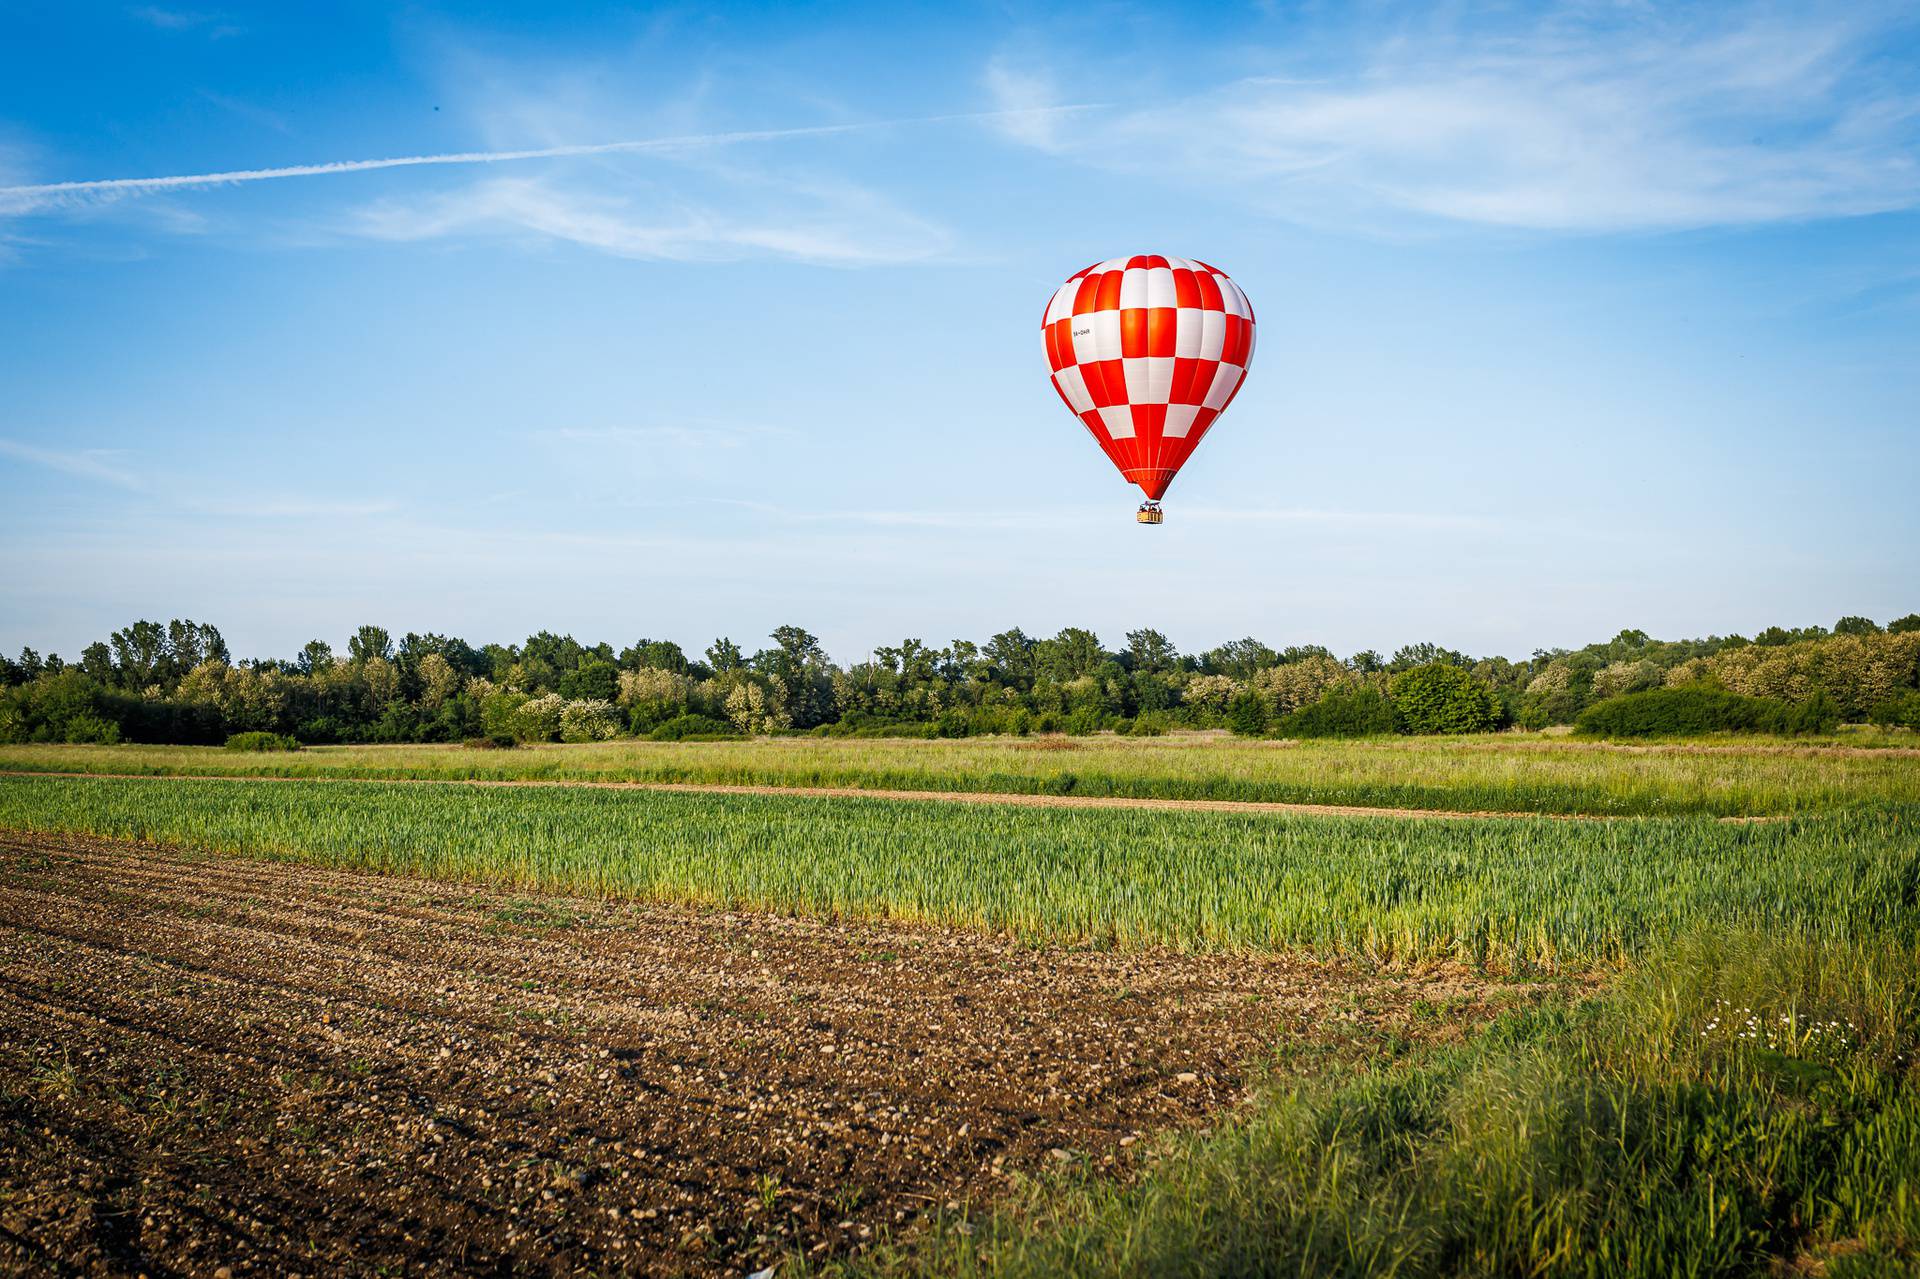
[1041,255,1255,523]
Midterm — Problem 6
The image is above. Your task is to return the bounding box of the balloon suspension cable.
[1136,501,1164,525]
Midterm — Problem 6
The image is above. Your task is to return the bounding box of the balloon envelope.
[1041,255,1255,501]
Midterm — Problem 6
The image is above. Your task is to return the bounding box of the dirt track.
[0,831,1528,1277]
[0,768,1777,822]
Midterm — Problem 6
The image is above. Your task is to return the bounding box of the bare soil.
[0,831,1530,1277]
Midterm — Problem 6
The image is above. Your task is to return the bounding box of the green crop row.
[1,731,1916,815]
[3,776,1913,968]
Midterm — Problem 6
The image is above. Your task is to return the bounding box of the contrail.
[0,105,1101,212]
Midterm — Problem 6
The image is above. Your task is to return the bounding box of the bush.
[1870,690,1920,730]
[1064,706,1107,736]
[294,715,346,746]
[1226,691,1268,737]
[462,734,517,750]
[558,698,622,743]
[1128,711,1171,736]
[1391,663,1500,735]
[0,670,131,745]
[1278,687,1400,738]
[63,712,123,745]
[224,731,301,752]
[1574,686,1838,738]
[646,713,737,741]
[512,692,567,743]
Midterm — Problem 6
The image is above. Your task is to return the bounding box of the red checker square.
[1146,308,1178,358]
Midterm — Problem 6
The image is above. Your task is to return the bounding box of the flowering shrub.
[512,693,566,743]
[1181,673,1242,714]
[1592,659,1663,700]
[617,667,692,710]
[558,698,622,743]
[724,682,790,736]
[1250,656,1353,717]
[1669,632,1920,721]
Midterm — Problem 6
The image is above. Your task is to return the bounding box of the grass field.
[3,729,1917,816]
[839,933,1920,1279]
[4,735,1917,1276]
[1,773,1914,968]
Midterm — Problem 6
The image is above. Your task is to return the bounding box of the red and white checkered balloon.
[1041,255,1254,503]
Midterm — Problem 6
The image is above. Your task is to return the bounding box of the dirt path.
[0,832,1529,1278]
[0,768,1778,822]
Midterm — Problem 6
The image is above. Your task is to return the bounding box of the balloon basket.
[1136,502,1164,525]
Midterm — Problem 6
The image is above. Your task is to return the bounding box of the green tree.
[1125,629,1179,673]
[558,659,618,702]
[1834,616,1882,636]
[1198,638,1279,680]
[1389,642,1470,673]
[985,629,1037,688]
[78,642,115,683]
[1227,690,1268,736]
[296,640,334,675]
[109,621,167,688]
[754,626,833,728]
[1037,628,1106,681]
[168,619,228,671]
[705,637,744,673]
[348,625,393,663]
[1391,663,1500,734]
[620,638,693,674]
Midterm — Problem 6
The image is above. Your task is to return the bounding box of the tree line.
[2,612,1916,747]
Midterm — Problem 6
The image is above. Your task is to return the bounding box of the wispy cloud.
[542,424,794,449]
[1183,508,1499,531]
[992,7,1920,231]
[0,439,147,490]
[684,497,1495,534]
[129,6,205,30]
[982,57,1067,149]
[187,497,401,519]
[0,105,1101,217]
[0,437,390,519]
[352,172,951,265]
[128,6,239,38]
[196,89,293,136]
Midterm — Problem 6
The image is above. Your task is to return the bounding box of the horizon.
[4,2,1918,661]
[9,605,1910,675]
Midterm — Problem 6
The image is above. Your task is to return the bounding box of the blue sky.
[2,1,1916,666]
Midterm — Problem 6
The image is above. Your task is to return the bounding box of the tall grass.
[2,734,1913,815]
[835,933,1920,1278]
[2,776,1913,968]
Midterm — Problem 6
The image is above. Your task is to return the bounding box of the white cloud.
[983,57,1068,149]
[127,6,239,38]
[0,439,147,490]
[543,424,794,450]
[350,171,951,265]
[0,106,1098,217]
[185,497,401,519]
[196,89,294,137]
[998,7,1920,231]
[128,6,206,30]
[0,437,392,519]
